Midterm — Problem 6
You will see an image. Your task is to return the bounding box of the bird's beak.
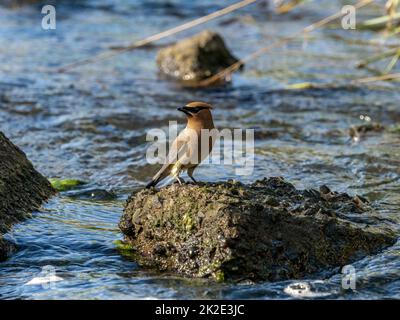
[177,107,192,117]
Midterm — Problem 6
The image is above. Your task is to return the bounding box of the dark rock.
[1,0,42,7]
[0,238,16,261]
[156,30,240,84]
[349,122,385,141]
[66,188,117,201]
[119,177,397,282]
[0,132,55,261]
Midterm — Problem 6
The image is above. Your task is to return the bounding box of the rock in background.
[1,0,43,7]
[0,132,55,261]
[120,177,396,282]
[156,30,240,84]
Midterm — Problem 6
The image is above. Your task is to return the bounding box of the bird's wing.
[174,128,199,166]
[167,129,190,164]
[149,129,191,184]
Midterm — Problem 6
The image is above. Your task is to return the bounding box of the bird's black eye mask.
[187,106,207,114]
[177,106,207,116]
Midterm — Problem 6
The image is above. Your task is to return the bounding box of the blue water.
[0,0,400,299]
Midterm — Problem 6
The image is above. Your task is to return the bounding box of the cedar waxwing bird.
[146,101,216,188]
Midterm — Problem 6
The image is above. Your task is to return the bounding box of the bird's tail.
[145,168,169,189]
[145,164,172,189]
[145,178,158,189]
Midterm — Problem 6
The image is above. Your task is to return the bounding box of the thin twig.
[383,50,400,74]
[328,33,400,48]
[275,0,306,14]
[193,0,375,87]
[56,0,259,73]
[352,72,400,83]
[356,48,399,68]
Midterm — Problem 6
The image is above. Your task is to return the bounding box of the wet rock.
[156,30,240,84]
[0,238,16,261]
[1,0,42,8]
[119,177,396,282]
[0,132,55,261]
[349,122,385,141]
[66,188,117,201]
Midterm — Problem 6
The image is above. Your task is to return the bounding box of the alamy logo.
[341,265,357,290]
[41,5,56,30]
[341,5,356,30]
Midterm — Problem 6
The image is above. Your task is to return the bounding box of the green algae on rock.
[156,30,240,85]
[119,177,396,282]
[0,132,55,261]
[49,178,87,192]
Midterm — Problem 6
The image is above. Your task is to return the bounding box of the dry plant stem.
[276,0,306,14]
[357,48,399,68]
[386,0,399,29]
[384,50,400,73]
[353,72,400,83]
[193,0,375,87]
[56,0,259,72]
[329,33,400,48]
[359,12,400,30]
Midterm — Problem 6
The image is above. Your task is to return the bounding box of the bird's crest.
[185,101,213,109]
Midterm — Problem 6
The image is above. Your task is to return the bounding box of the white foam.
[25,275,64,286]
[284,281,331,298]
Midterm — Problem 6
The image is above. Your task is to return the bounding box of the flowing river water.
[0,0,399,299]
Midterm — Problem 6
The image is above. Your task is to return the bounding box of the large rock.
[156,30,240,84]
[0,132,55,261]
[119,177,397,282]
[1,0,43,7]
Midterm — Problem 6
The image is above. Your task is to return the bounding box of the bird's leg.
[187,167,198,184]
[188,175,197,184]
[175,176,185,185]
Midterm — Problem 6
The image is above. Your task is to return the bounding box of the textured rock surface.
[0,132,55,261]
[1,0,42,7]
[156,30,240,84]
[120,177,396,282]
[349,122,385,141]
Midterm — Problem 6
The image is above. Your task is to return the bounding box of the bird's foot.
[174,177,185,185]
[188,176,198,185]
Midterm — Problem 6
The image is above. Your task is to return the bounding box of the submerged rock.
[156,30,240,84]
[0,132,55,261]
[120,177,396,282]
[66,188,117,201]
[349,122,385,141]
